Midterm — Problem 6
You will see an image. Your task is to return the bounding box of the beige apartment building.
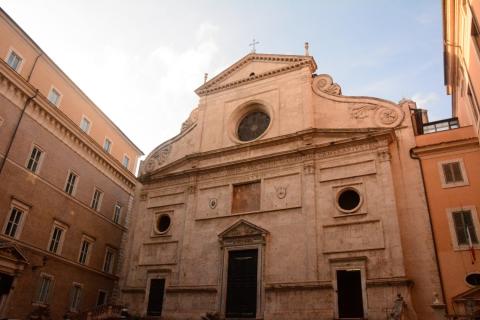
[406,1,480,318]
[0,8,142,319]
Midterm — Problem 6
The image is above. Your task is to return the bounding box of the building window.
[103,138,112,153]
[48,222,67,254]
[80,116,91,133]
[336,187,362,213]
[113,204,122,224]
[96,290,108,306]
[35,274,53,304]
[103,248,115,273]
[6,50,23,71]
[69,283,82,312]
[64,171,78,196]
[232,181,261,214]
[90,189,103,211]
[467,86,479,122]
[439,159,469,188]
[4,208,23,238]
[447,207,480,250]
[47,88,61,106]
[154,213,172,234]
[453,210,479,245]
[472,17,480,57]
[122,155,130,169]
[237,109,271,141]
[78,236,93,265]
[26,146,43,173]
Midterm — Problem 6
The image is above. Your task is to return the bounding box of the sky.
[0,0,450,155]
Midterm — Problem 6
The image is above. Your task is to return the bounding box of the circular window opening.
[466,273,480,286]
[237,111,271,142]
[156,214,171,233]
[337,188,361,213]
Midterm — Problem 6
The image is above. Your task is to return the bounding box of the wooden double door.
[225,249,258,318]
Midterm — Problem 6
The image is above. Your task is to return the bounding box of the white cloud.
[62,21,221,155]
[411,92,439,109]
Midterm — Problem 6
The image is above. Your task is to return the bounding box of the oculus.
[337,188,362,213]
[466,273,480,286]
[156,214,171,234]
[237,111,270,142]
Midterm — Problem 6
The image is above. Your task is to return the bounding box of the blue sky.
[1,1,450,153]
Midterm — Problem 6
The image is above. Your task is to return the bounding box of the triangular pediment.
[453,286,480,301]
[195,53,317,96]
[0,242,29,264]
[219,219,269,239]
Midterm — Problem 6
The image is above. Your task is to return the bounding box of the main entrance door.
[337,269,364,318]
[147,279,165,316]
[225,249,258,318]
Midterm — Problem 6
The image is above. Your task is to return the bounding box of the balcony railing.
[422,117,459,134]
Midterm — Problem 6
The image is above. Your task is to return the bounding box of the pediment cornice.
[140,128,395,183]
[0,63,138,192]
[195,53,317,96]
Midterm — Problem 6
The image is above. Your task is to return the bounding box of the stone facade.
[121,53,444,319]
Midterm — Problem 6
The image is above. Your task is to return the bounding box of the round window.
[466,273,480,286]
[337,188,362,213]
[237,111,271,141]
[156,214,171,233]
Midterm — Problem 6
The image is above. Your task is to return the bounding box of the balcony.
[422,118,459,134]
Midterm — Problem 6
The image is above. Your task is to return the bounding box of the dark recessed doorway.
[337,269,364,319]
[225,249,258,318]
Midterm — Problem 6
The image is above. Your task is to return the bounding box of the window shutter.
[453,212,468,245]
[47,277,55,304]
[442,164,454,183]
[463,211,478,243]
[451,162,464,182]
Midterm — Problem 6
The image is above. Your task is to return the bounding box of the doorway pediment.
[219,219,269,239]
[0,242,28,265]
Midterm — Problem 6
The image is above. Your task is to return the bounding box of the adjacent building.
[120,51,445,319]
[0,8,142,319]
[408,1,480,318]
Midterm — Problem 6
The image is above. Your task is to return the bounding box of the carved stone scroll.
[143,144,172,174]
[181,107,199,132]
[350,103,403,127]
[312,74,342,96]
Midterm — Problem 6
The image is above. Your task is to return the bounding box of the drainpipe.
[409,148,448,316]
[0,52,42,176]
[27,53,42,82]
[0,89,39,175]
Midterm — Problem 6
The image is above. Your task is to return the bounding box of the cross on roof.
[249,38,259,53]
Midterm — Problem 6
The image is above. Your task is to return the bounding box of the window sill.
[441,182,470,189]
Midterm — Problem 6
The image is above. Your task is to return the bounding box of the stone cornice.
[0,10,143,155]
[413,137,479,157]
[195,53,316,96]
[0,63,138,192]
[141,128,395,184]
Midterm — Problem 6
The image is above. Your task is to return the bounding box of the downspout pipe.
[0,89,39,175]
[409,148,448,316]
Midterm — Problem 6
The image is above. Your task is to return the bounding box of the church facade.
[120,52,445,319]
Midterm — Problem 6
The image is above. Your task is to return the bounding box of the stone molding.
[312,74,342,96]
[0,234,117,279]
[166,285,217,293]
[265,281,333,290]
[142,129,394,184]
[195,53,317,96]
[311,73,405,128]
[0,64,137,192]
[218,219,268,248]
